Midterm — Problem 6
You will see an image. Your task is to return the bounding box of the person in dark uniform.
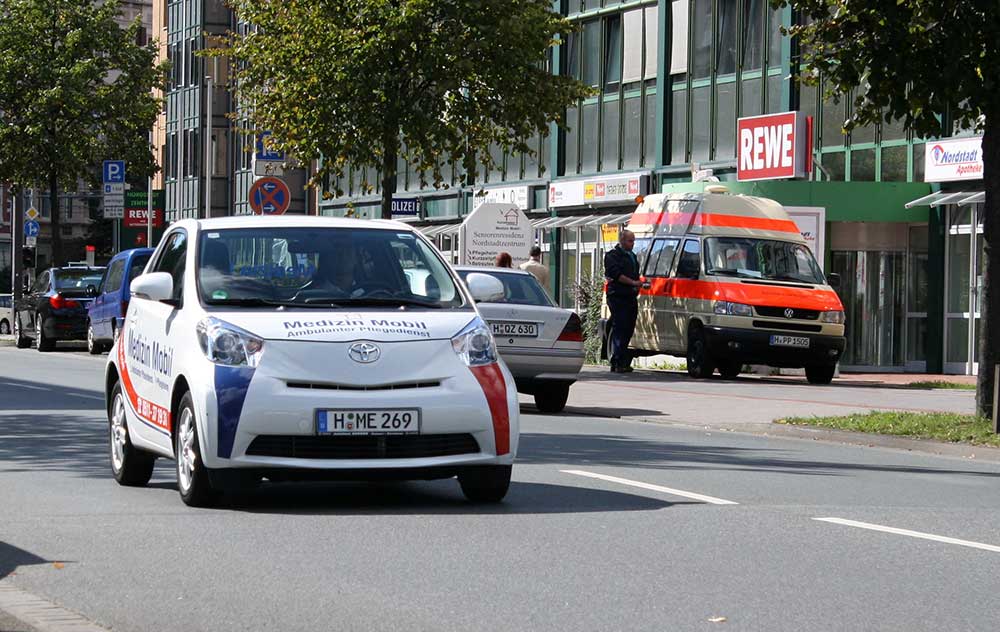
[604,230,642,373]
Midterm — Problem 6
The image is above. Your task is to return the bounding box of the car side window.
[675,239,702,279]
[105,261,125,294]
[644,238,681,277]
[151,231,187,301]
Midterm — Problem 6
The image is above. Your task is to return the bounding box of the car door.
[123,230,187,451]
[642,238,682,351]
[17,270,48,336]
[101,260,125,339]
[91,262,113,339]
[669,238,704,349]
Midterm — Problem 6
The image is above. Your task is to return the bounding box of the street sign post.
[103,160,126,223]
[24,220,40,238]
[103,160,126,184]
[24,206,38,222]
[255,132,285,162]
[248,177,291,215]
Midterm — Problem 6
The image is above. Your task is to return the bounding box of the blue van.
[87,248,154,354]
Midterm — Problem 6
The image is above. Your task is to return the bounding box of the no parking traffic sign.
[248,177,291,215]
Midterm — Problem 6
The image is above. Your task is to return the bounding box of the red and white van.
[602,188,846,384]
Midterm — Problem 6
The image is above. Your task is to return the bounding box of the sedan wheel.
[13,318,30,349]
[35,315,55,352]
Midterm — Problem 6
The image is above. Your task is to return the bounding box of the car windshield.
[457,270,554,307]
[197,226,466,309]
[55,269,105,291]
[704,237,825,285]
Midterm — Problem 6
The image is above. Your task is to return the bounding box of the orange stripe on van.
[629,212,800,234]
[640,278,844,312]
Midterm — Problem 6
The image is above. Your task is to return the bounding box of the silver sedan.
[455,266,584,413]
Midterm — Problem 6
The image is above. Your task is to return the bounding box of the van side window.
[644,239,681,277]
[675,239,701,279]
[104,260,125,294]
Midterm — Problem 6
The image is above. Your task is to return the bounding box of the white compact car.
[454,267,584,413]
[104,216,519,506]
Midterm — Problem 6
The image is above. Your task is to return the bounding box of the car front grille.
[245,433,480,460]
[752,320,823,333]
[754,306,821,320]
[285,380,441,392]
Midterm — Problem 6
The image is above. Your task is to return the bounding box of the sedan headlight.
[820,310,846,324]
[196,317,264,368]
[713,301,753,317]
[451,317,497,367]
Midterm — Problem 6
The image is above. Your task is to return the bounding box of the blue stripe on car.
[214,365,255,458]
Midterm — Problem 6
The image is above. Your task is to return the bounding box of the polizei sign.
[737,111,810,182]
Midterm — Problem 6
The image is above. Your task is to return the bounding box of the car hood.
[207,309,479,343]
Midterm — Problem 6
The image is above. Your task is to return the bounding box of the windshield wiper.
[769,274,816,284]
[205,298,330,308]
[331,297,444,309]
[707,268,760,279]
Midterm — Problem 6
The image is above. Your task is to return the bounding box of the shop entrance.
[944,204,984,375]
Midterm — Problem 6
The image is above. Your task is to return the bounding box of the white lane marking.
[815,517,1000,553]
[561,469,739,505]
[2,382,47,391]
[66,392,104,401]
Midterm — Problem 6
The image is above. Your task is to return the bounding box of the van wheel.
[109,382,156,486]
[175,392,217,507]
[686,326,715,379]
[717,361,741,379]
[806,364,836,385]
[13,317,30,349]
[534,384,570,414]
[87,323,101,354]
[458,465,512,503]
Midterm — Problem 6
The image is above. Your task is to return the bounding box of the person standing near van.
[604,230,642,373]
[519,246,550,288]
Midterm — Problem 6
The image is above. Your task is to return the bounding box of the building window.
[716,0,737,76]
[670,0,689,75]
[691,0,712,79]
[742,0,764,71]
[622,9,643,84]
[604,15,622,88]
[582,19,601,87]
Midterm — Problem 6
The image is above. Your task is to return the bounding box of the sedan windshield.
[704,237,825,285]
[457,270,553,306]
[197,227,466,309]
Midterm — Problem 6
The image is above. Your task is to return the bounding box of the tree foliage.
[774,0,999,417]
[221,0,592,219]
[0,0,165,265]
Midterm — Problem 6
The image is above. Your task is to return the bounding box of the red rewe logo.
[737,111,809,182]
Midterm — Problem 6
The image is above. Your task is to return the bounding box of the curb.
[617,414,1000,462]
[0,582,110,632]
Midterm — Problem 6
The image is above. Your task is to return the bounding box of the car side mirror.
[465,273,505,303]
[86,284,98,297]
[826,273,841,290]
[131,272,174,303]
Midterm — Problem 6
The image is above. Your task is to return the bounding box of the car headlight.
[713,301,753,317]
[196,317,264,368]
[451,317,497,367]
[820,310,846,324]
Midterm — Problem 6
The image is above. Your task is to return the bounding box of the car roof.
[453,266,533,276]
[174,215,414,232]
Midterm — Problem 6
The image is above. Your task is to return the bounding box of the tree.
[0,0,165,266]
[221,0,592,219]
[775,0,999,418]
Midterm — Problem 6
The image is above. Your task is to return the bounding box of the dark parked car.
[86,248,153,354]
[13,265,106,351]
[0,294,11,335]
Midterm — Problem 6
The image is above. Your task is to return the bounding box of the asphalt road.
[2,345,1000,631]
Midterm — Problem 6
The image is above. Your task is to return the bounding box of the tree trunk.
[977,115,999,421]
[380,138,397,221]
[49,172,63,267]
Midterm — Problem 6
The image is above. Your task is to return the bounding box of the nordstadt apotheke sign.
[737,111,810,182]
[924,136,983,182]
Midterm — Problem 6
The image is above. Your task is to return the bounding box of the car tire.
[87,322,101,355]
[686,325,715,379]
[0,318,9,335]
[108,381,156,487]
[717,361,741,380]
[458,465,512,503]
[35,314,54,352]
[175,391,216,507]
[13,317,30,349]
[805,364,836,385]
[534,384,570,414]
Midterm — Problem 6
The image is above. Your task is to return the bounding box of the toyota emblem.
[348,342,381,364]
[784,308,795,319]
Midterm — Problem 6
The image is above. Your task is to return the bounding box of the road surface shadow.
[0,376,105,411]
[0,411,109,476]
[220,479,687,515]
[0,541,60,580]
[516,432,1000,479]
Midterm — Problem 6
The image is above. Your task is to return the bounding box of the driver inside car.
[302,242,362,297]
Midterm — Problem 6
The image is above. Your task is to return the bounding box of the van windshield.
[197,227,467,309]
[704,237,825,285]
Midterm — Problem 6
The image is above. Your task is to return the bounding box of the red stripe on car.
[469,363,510,456]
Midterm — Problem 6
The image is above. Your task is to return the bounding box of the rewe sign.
[737,111,810,182]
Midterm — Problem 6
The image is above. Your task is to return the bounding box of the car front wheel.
[805,364,836,385]
[109,382,156,486]
[686,326,715,379]
[175,391,216,507]
[458,465,512,503]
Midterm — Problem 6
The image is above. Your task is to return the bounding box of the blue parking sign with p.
[103,160,125,184]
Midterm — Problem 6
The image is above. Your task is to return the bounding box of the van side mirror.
[826,273,841,290]
[86,284,98,297]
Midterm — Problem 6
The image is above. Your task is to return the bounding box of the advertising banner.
[737,111,810,182]
[785,206,826,271]
[459,203,532,267]
[924,136,983,182]
[472,186,530,211]
[549,172,648,208]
